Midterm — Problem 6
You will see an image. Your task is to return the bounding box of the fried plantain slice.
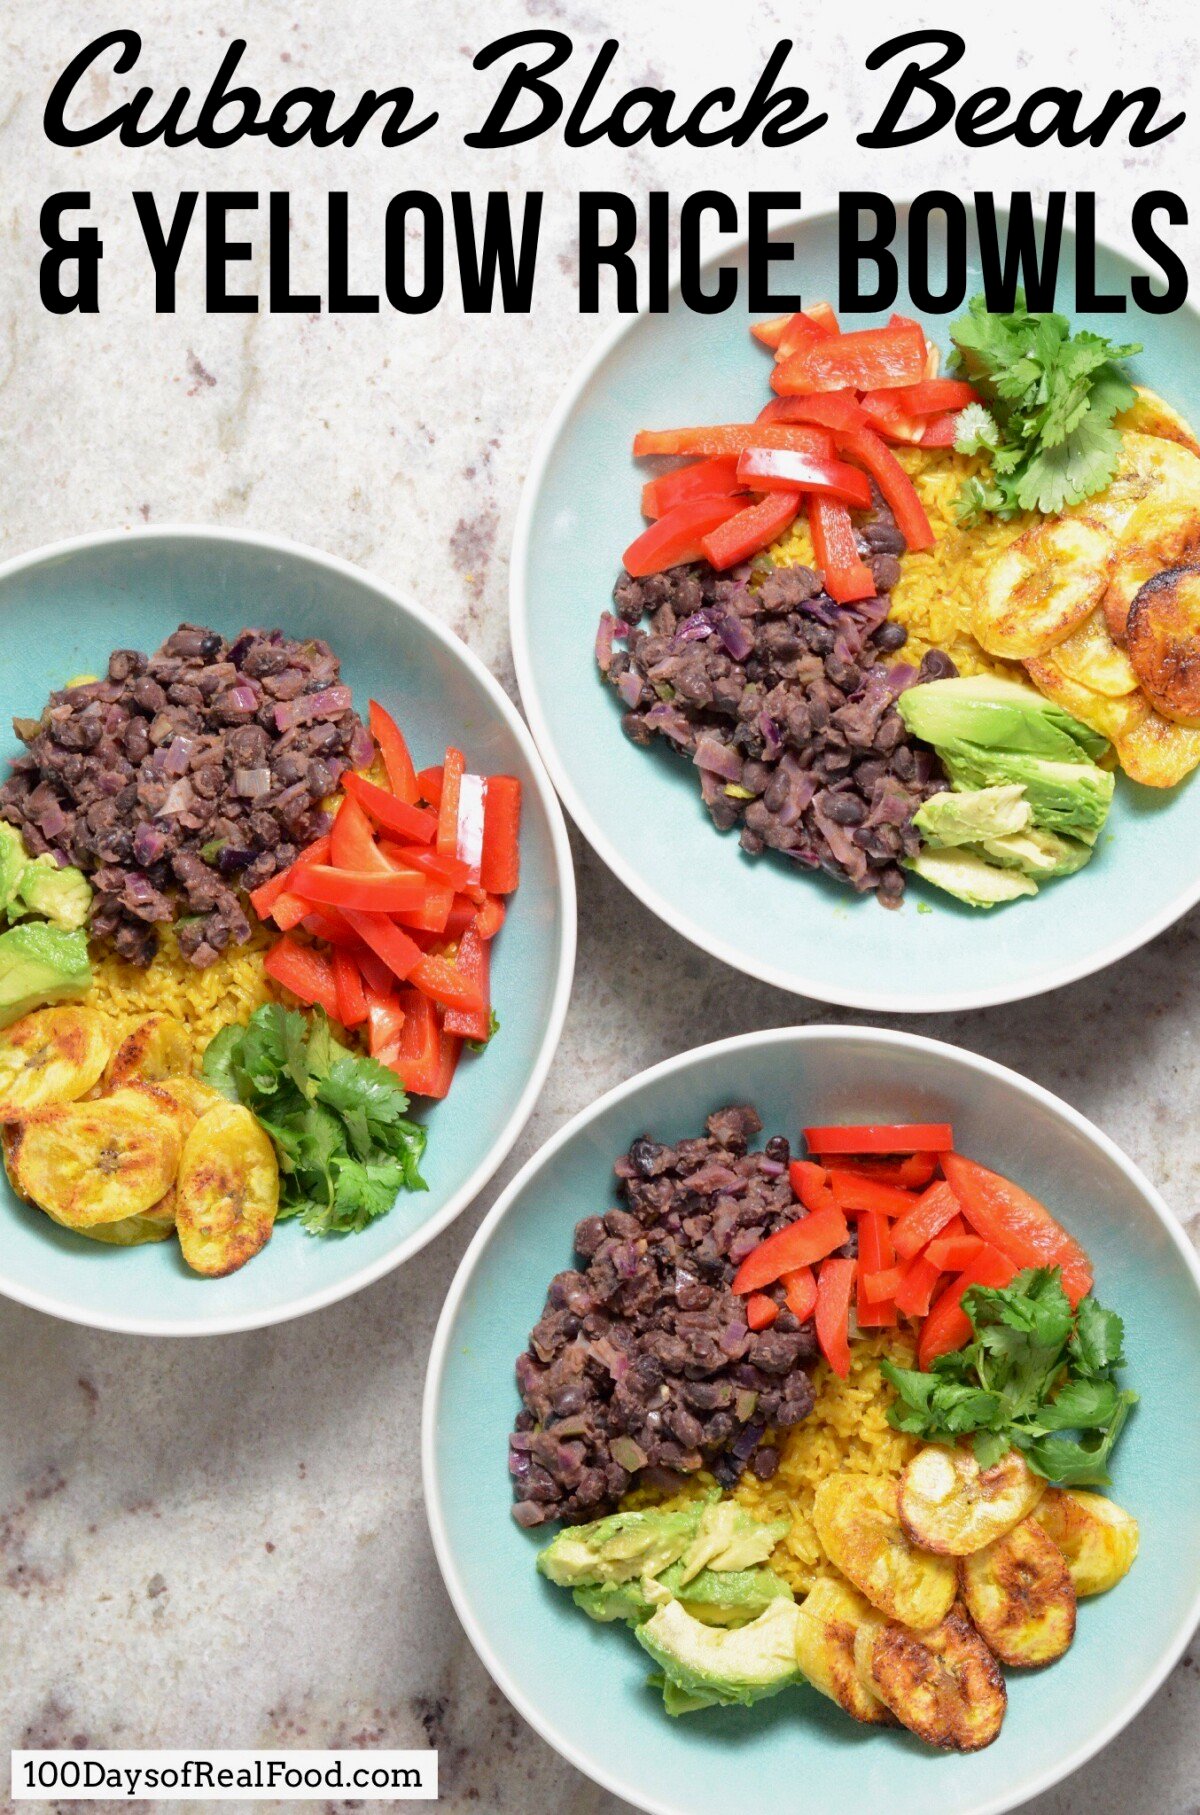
[2,1123,31,1201]
[128,1076,224,1146]
[793,1577,895,1725]
[899,1446,1045,1557]
[14,1088,181,1227]
[103,1014,194,1092]
[1032,1488,1140,1596]
[1050,608,1140,698]
[959,1516,1076,1666]
[1113,707,1200,787]
[0,1006,112,1121]
[176,1102,279,1277]
[1102,501,1200,647]
[1123,565,1200,726]
[854,1603,1007,1751]
[974,518,1115,659]
[812,1474,956,1630]
[1024,651,1150,744]
[41,1184,177,1246]
[1117,387,1200,459]
[1087,433,1200,537]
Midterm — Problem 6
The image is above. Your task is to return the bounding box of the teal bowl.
[423,1026,1200,1815]
[511,207,1200,1010]
[0,528,575,1336]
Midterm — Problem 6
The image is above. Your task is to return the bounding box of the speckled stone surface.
[2,3,1198,1810]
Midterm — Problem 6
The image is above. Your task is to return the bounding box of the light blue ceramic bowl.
[424,1026,1200,1815]
[0,528,575,1336]
[511,208,1200,1010]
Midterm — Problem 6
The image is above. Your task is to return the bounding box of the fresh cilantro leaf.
[1070,1296,1127,1375]
[201,1023,244,1101]
[467,1009,501,1054]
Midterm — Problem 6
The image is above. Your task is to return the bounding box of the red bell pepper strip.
[827,1172,919,1217]
[417,765,443,808]
[773,321,927,396]
[249,834,332,920]
[888,378,980,415]
[300,909,364,952]
[925,1233,985,1272]
[332,948,368,1027]
[444,895,478,941]
[387,987,441,1093]
[394,886,454,935]
[480,777,522,895]
[339,907,423,984]
[700,492,802,571]
[633,424,835,460]
[855,1211,897,1328]
[893,1250,944,1320]
[622,495,744,577]
[641,455,744,521]
[837,427,935,552]
[918,1244,1019,1370]
[751,302,838,349]
[815,1258,856,1378]
[409,952,484,1015]
[941,1152,1094,1306]
[782,1265,817,1323]
[366,991,406,1065]
[833,1152,937,1189]
[805,1123,954,1156]
[263,936,340,1021]
[919,412,962,449]
[437,748,465,858]
[473,893,507,940]
[356,948,396,999]
[427,1028,463,1101]
[745,1293,779,1332]
[269,890,309,932]
[291,865,429,914]
[331,796,395,875]
[808,496,876,605]
[364,700,416,802]
[443,925,491,1041]
[734,447,872,508]
[858,391,926,446]
[789,1159,837,1216]
[776,309,837,360]
[455,771,486,883]
[731,1204,849,1295]
[861,1263,908,1304]
[343,773,438,844]
[757,391,871,433]
[891,1178,961,1260]
[380,842,475,892]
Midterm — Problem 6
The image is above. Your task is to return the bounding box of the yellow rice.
[624,1329,919,1597]
[86,921,280,1060]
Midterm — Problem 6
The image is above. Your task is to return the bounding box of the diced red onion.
[644,703,692,746]
[616,671,642,709]
[273,685,353,733]
[675,611,715,642]
[759,712,782,757]
[759,1158,786,1177]
[223,682,259,716]
[164,736,196,776]
[692,737,741,782]
[37,800,67,841]
[162,778,195,815]
[512,1500,546,1528]
[348,722,375,770]
[594,612,616,673]
[716,613,753,661]
[719,1321,749,1356]
[132,823,167,865]
[234,766,272,799]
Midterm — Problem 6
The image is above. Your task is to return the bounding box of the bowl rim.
[508,201,1200,1013]
[422,1021,1200,1815]
[0,522,578,1338]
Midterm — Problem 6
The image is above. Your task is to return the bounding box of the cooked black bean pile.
[510,1106,831,1528]
[0,624,370,968]
[599,497,955,906]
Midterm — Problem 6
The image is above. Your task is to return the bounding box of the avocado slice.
[909,847,1038,908]
[0,825,25,913]
[537,1502,708,1589]
[636,1595,802,1710]
[980,826,1094,879]
[898,674,1110,763]
[676,1501,790,1582]
[14,856,92,931]
[0,923,92,1028]
[573,1563,793,1629]
[937,747,1114,842]
[914,785,1031,848]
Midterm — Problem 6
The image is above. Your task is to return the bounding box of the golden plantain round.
[142,1074,226,1135]
[812,1473,957,1630]
[898,1445,1045,1556]
[793,1577,894,1725]
[40,1184,177,1246]
[1032,1488,1140,1596]
[0,1005,112,1121]
[854,1604,1007,1752]
[973,518,1115,659]
[103,1014,195,1092]
[176,1101,279,1277]
[959,1516,1076,1666]
[13,1088,181,1227]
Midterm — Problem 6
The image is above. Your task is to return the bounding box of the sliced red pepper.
[443,925,491,1041]
[776,308,837,360]
[781,1264,817,1323]
[444,895,479,941]
[789,1158,837,1216]
[379,842,475,892]
[745,1293,779,1332]
[300,909,359,949]
[437,748,465,859]
[366,990,406,1065]
[366,701,418,802]
[757,391,871,433]
[332,948,368,1027]
[751,303,837,350]
[919,412,962,449]
[269,890,309,932]
[827,1171,919,1217]
[633,424,835,460]
[925,1233,985,1272]
[858,391,926,446]
[331,796,395,876]
[731,1204,849,1295]
[815,1257,855,1378]
[387,986,441,1093]
[417,765,443,808]
[833,1152,937,1189]
[805,1123,954,1156]
[734,447,872,508]
[473,893,507,940]
[773,320,927,396]
[340,907,423,984]
[837,427,935,552]
[861,1263,908,1304]
[357,948,397,999]
[700,491,801,571]
[343,773,438,844]
[893,1250,944,1320]
[856,1211,897,1328]
[427,1027,463,1101]
[918,1244,1019,1370]
[409,952,484,1015]
[480,776,521,895]
[249,866,299,919]
[892,1178,961,1260]
[622,495,743,578]
[263,935,340,1021]
[641,455,744,521]
[941,1152,1094,1307]
[394,886,454,935]
[291,865,429,914]
[805,300,840,335]
[808,496,876,605]
[888,378,980,415]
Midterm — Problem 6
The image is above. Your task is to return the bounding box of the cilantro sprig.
[202,1004,427,1236]
[949,293,1141,522]
[882,1267,1137,1487]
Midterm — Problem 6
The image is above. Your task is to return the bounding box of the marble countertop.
[2,3,1198,1809]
